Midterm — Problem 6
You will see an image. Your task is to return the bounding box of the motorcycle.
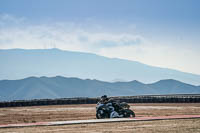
[96,100,135,119]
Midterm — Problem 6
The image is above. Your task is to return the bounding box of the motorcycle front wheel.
[96,110,110,119]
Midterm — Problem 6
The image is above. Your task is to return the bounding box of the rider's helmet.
[100,95,108,103]
[101,95,107,99]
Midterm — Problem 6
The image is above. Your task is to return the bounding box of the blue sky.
[0,0,200,74]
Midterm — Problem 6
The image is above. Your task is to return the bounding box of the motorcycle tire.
[96,110,109,119]
[123,109,135,118]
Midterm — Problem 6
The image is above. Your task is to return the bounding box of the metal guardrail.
[0,94,200,108]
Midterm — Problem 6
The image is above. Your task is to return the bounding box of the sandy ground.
[1,119,200,133]
[0,103,200,132]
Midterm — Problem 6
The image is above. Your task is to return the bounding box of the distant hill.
[0,48,200,85]
[0,76,200,101]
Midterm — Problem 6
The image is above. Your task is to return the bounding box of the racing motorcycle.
[96,100,135,119]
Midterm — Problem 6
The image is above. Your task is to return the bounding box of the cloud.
[0,14,144,53]
[99,42,200,75]
[0,14,200,75]
[0,14,26,27]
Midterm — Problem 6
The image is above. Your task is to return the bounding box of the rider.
[98,95,121,118]
[99,95,109,104]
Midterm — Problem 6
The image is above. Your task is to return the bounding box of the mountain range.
[0,76,200,101]
[0,48,200,85]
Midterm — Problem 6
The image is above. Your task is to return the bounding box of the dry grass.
[0,103,200,132]
[1,103,200,124]
[1,119,200,133]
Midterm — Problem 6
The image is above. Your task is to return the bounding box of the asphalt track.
[0,115,200,128]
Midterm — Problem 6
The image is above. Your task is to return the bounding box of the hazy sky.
[0,0,200,74]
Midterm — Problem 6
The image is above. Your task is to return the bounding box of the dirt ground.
[0,103,200,124]
[1,119,200,133]
[0,103,200,132]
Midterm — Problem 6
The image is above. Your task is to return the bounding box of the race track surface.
[1,115,200,128]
